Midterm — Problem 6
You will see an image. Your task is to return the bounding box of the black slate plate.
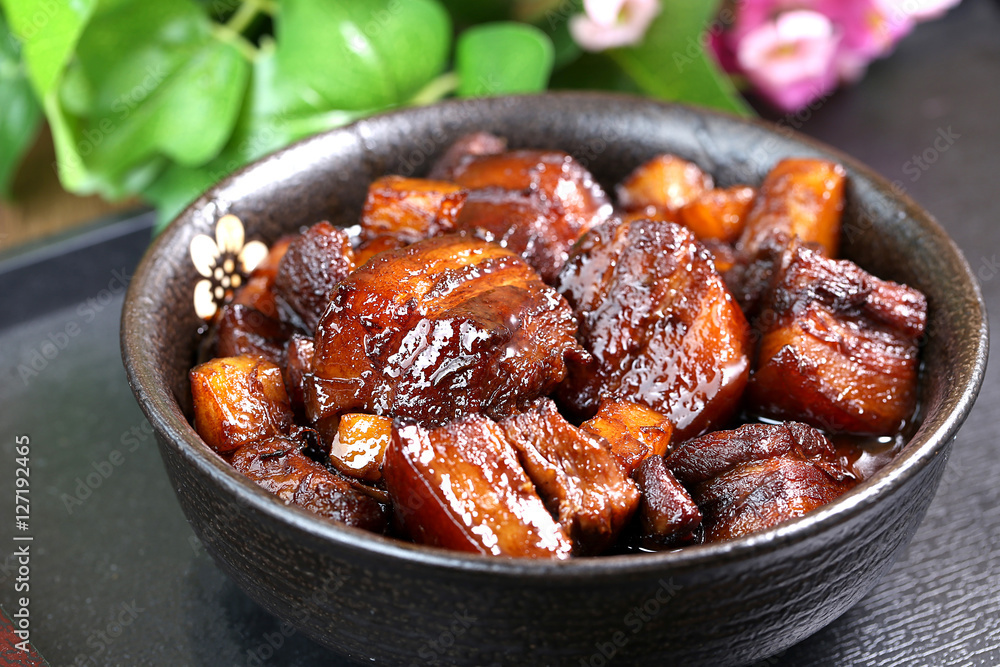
[1,1,999,664]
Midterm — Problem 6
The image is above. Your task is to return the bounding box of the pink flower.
[736,10,840,112]
[569,0,661,52]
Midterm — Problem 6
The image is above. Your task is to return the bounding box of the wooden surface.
[0,128,135,252]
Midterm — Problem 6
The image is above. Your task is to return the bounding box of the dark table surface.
[1,1,998,665]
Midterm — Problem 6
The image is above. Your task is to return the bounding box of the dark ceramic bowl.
[121,93,988,666]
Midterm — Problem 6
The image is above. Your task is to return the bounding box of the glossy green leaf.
[275,0,450,111]
[0,14,43,198]
[0,0,96,96]
[146,47,367,233]
[456,22,554,97]
[608,0,751,116]
[72,0,250,179]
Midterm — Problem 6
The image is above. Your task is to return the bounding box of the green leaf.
[608,0,751,116]
[0,0,96,96]
[71,0,250,183]
[456,22,554,97]
[0,13,43,198]
[146,46,367,233]
[275,0,450,111]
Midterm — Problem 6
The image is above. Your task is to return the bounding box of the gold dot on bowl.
[221,276,231,288]
[231,274,242,288]
[214,286,224,300]
[224,258,235,273]
[214,267,224,280]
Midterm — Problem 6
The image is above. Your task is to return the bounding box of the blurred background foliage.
[0,0,747,232]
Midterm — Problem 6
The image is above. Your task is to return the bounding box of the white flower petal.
[216,214,245,255]
[193,280,218,319]
[239,240,269,274]
[190,234,220,278]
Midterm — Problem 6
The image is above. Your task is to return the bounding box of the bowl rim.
[122,91,989,581]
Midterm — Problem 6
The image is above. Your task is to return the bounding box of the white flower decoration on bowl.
[190,214,269,320]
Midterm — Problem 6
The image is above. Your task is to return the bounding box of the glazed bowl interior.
[122,92,987,663]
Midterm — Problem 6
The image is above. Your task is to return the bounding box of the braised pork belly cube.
[328,413,393,482]
[679,185,756,244]
[456,189,582,283]
[665,421,847,486]
[556,219,750,440]
[273,222,355,332]
[664,422,854,542]
[231,435,387,531]
[747,243,927,435]
[634,456,702,547]
[283,333,314,409]
[450,149,612,234]
[307,235,587,426]
[737,158,845,258]
[383,416,572,558]
[696,456,853,542]
[353,234,405,267]
[190,356,293,454]
[428,132,507,181]
[360,176,467,244]
[703,240,739,274]
[216,303,294,366]
[616,154,713,212]
[233,236,294,320]
[581,399,673,477]
[499,399,640,555]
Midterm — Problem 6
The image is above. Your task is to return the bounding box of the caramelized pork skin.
[383,417,573,558]
[450,149,612,236]
[695,456,853,542]
[456,189,583,284]
[428,132,507,181]
[616,154,713,212]
[665,421,848,486]
[216,303,294,367]
[190,356,293,454]
[231,435,387,532]
[746,243,926,435]
[499,399,640,555]
[680,186,756,244]
[273,222,355,332]
[282,333,314,410]
[737,158,846,258]
[360,176,467,244]
[581,399,673,477]
[634,456,702,547]
[665,421,854,542]
[308,235,587,426]
[556,218,750,440]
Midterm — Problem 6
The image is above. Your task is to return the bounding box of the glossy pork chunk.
[359,176,467,245]
[384,416,573,558]
[666,422,855,541]
[308,235,586,426]
[616,154,713,212]
[557,218,750,440]
[633,456,702,547]
[737,158,845,258]
[451,149,611,243]
[499,399,640,554]
[580,399,674,477]
[746,243,926,435]
[232,435,387,531]
[190,356,293,454]
[273,221,355,332]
